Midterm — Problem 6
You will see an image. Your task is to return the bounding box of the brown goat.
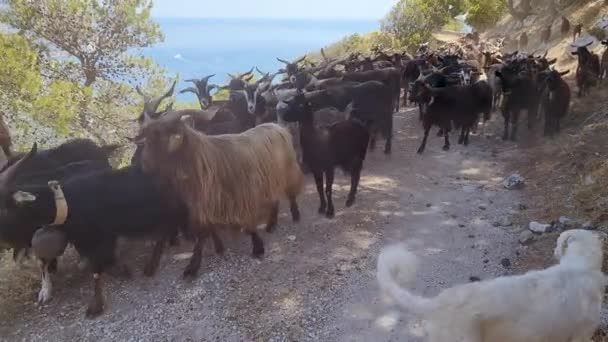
[519,32,529,49]
[561,16,571,37]
[541,25,551,44]
[138,114,303,277]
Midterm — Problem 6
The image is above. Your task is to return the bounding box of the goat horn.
[321,48,328,60]
[202,74,215,83]
[0,142,37,189]
[256,67,266,75]
[239,67,254,79]
[180,87,200,95]
[184,79,199,84]
[277,57,290,64]
[542,50,548,58]
[296,55,306,64]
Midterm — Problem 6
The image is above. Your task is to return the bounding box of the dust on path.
[0,108,522,342]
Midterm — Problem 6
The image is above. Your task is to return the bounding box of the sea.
[144,17,379,100]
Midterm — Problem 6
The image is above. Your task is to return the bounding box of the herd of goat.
[0,27,605,319]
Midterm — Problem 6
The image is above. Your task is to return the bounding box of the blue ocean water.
[144,17,378,100]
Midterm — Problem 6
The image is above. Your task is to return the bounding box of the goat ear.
[548,58,557,65]
[554,233,575,260]
[12,191,36,206]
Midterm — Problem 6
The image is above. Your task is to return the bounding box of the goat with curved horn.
[277,57,290,65]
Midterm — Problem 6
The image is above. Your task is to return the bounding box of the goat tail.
[377,244,436,316]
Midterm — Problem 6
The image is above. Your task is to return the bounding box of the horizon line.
[152,15,383,22]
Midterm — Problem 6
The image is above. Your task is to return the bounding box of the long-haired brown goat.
[138,113,303,277]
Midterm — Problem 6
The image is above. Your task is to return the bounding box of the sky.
[152,0,398,20]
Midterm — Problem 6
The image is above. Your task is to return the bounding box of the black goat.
[342,68,401,113]
[0,146,193,317]
[496,66,541,140]
[277,56,306,84]
[305,81,393,154]
[279,93,370,218]
[414,81,492,153]
[572,42,601,97]
[540,69,571,136]
[180,75,217,109]
[0,139,117,260]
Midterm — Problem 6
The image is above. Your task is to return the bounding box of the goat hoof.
[442,145,450,151]
[214,245,225,256]
[265,224,276,233]
[85,303,104,318]
[252,248,265,258]
[143,264,157,277]
[291,210,301,222]
[326,210,335,219]
[345,197,355,207]
[169,236,180,247]
[318,206,326,215]
[182,267,198,279]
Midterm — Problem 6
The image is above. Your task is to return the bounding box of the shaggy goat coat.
[142,120,303,229]
[377,229,607,342]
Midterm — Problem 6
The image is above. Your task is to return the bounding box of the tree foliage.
[1,0,164,86]
[381,0,507,46]
[465,0,507,31]
[0,33,42,113]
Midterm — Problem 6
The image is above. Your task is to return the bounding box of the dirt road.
[0,108,522,341]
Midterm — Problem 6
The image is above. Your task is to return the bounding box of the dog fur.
[377,229,607,342]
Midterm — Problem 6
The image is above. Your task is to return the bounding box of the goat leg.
[86,272,105,318]
[510,110,520,141]
[265,202,279,233]
[464,128,470,146]
[289,196,301,222]
[383,119,393,154]
[249,232,265,257]
[442,126,451,151]
[458,127,465,144]
[210,230,225,255]
[502,112,510,141]
[182,231,208,278]
[314,172,327,214]
[48,258,58,273]
[325,169,335,218]
[417,125,431,154]
[368,132,377,151]
[37,259,53,304]
[346,161,363,207]
[144,234,167,277]
[168,228,180,247]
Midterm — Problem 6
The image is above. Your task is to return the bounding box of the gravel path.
[0,108,522,341]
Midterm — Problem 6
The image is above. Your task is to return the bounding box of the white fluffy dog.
[377,229,607,342]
